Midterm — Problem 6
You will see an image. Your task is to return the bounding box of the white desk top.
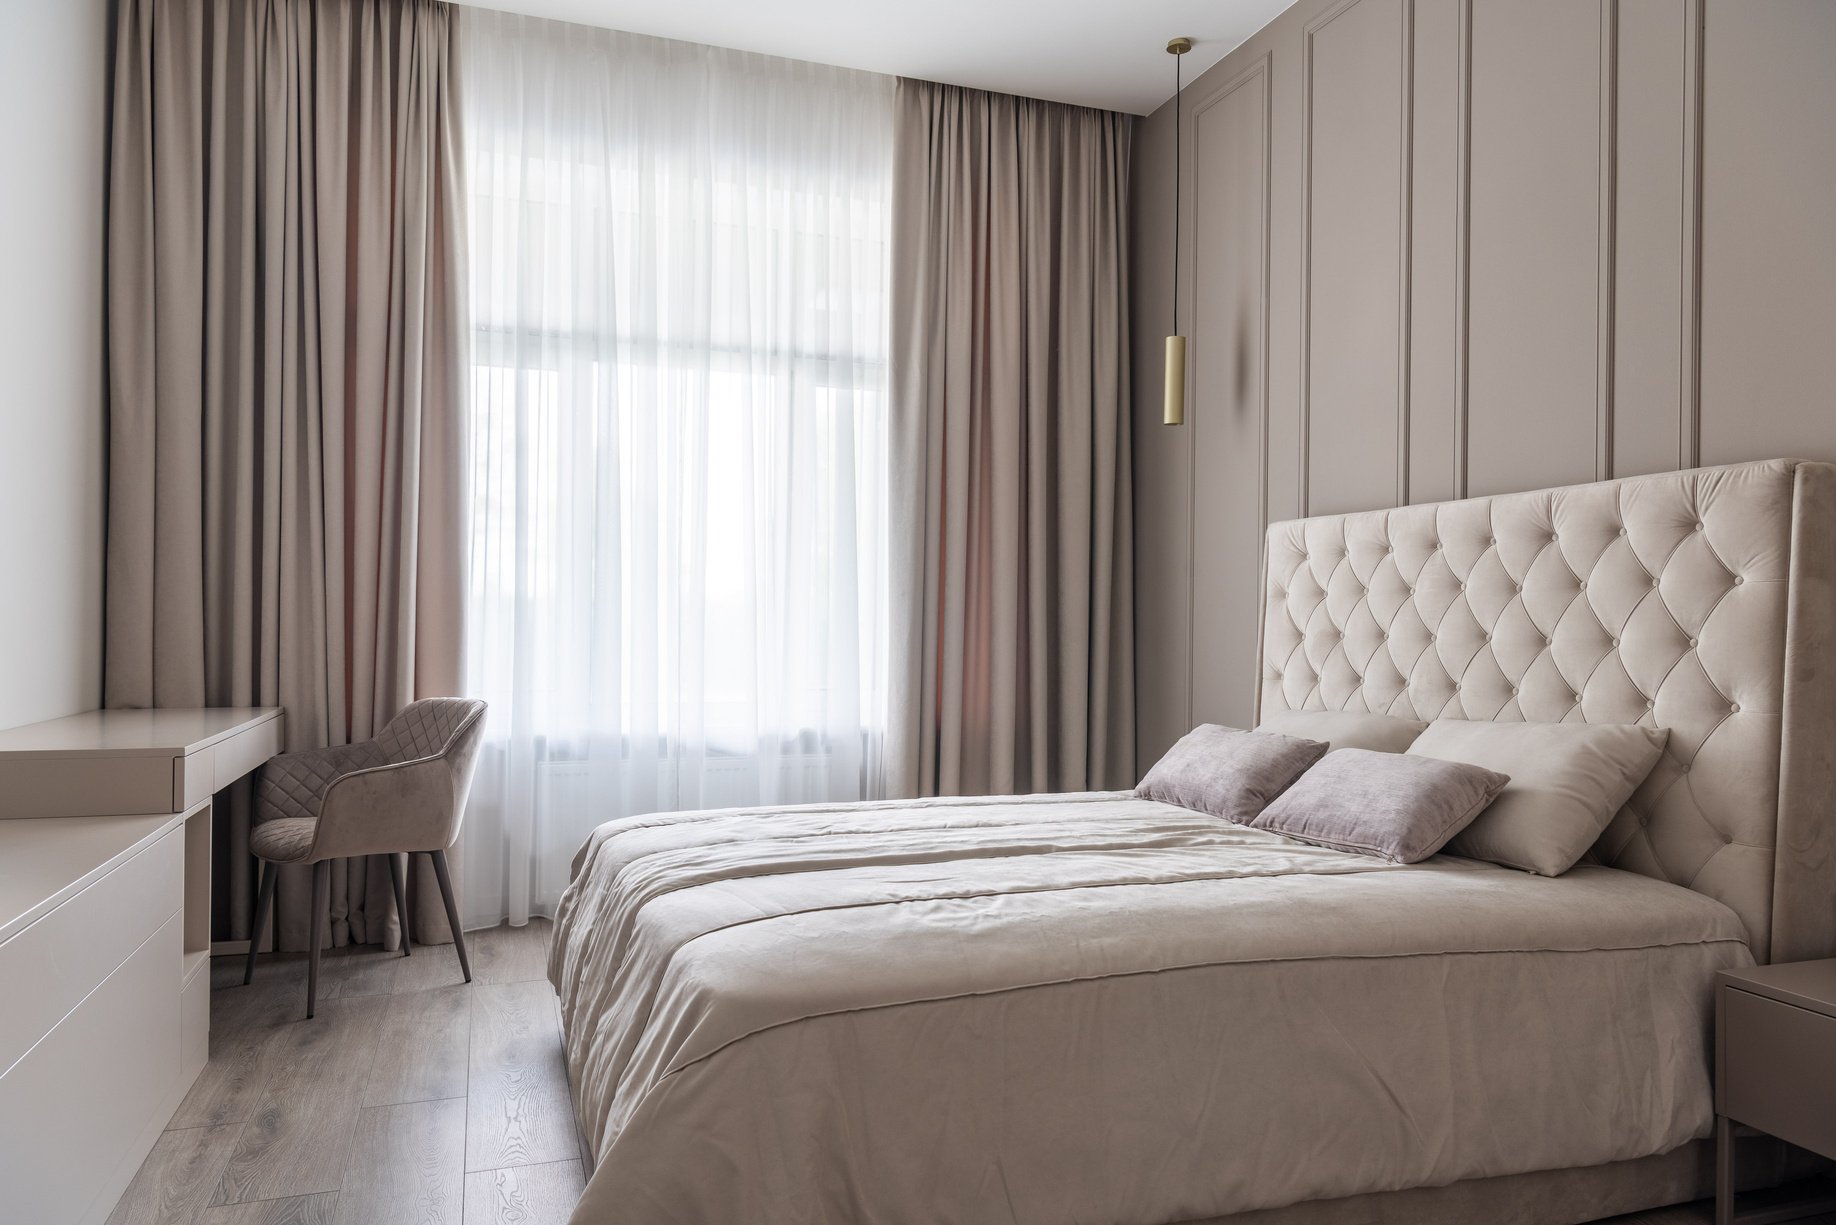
[0,707,282,759]
[0,810,190,944]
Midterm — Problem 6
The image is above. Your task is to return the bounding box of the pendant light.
[1164,36,1192,426]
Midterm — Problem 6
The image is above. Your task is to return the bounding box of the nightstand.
[1716,961,1836,1224]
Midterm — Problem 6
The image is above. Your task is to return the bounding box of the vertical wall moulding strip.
[1182,64,1198,733]
[1452,0,1473,499]
[1679,0,1704,468]
[1185,55,1275,733]
[1257,56,1273,552]
[1396,0,1416,505]
[1255,54,1274,726]
[1596,0,1619,480]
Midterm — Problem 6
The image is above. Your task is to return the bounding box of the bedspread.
[548,791,1752,1225]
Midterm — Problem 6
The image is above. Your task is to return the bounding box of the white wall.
[0,0,107,728]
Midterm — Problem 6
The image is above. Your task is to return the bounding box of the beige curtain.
[889,79,1135,798]
[106,0,466,951]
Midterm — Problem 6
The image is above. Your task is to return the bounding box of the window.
[456,10,895,923]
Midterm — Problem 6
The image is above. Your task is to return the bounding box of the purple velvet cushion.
[1249,748,1511,864]
[1136,725,1329,824]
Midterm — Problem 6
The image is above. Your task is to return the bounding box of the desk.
[0,707,283,1225]
[0,706,283,818]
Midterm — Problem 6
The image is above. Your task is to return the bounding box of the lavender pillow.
[1136,725,1328,824]
[1250,748,1511,863]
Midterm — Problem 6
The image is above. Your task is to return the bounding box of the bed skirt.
[1191,1136,1821,1225]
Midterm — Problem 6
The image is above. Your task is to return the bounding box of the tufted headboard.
[1257,459,1836,963]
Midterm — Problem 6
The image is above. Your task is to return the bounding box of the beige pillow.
[1137,724,1328,825]
[1255,709,1428,754]
[1407,720,1670,876]
[1250,748,1510,863]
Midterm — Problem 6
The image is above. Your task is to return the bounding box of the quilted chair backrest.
[1257,459,1836,964]
[377,698,487,763]
[374,698,488,852]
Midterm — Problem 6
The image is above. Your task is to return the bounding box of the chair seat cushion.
[251,817,319,864]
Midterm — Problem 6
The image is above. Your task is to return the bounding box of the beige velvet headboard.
[1257,459,1836,964]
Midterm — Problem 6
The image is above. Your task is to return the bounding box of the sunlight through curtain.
[457,10,894,926]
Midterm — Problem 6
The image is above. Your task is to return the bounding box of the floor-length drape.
[456,11,894,927]
[889,80,1135,798]
[106,0,467,950]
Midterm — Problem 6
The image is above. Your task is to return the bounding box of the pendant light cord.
[1172,49,1182,335]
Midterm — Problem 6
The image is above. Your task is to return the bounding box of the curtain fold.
[455,11,895,926]
[106,0,467,950]
[889,79,1136,799]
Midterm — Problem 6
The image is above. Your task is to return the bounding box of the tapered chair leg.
[244,860,277,986]
[429,849,471,983]
[306,860,329,1019]
[389,852,412,956]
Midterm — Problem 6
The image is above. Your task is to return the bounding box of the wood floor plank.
[103,1124,244,1225]
[1602,1208,1707,1224]
[1583,1200,1836,1224]
[462,1160,585,1225]
[173,962,313,1129]
[466,980,577,1171]
[331,1098,465,1225]
[470,921,552,986]
[196,1192,340,1225]
[211,995,388,1205]
[365,984,472,1107]
[320,945,403,1000]
[392,940,471,995]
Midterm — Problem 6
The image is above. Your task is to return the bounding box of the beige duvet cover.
[548,792,1753,1225]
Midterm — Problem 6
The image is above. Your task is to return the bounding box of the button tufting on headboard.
[1257,459,1836,963]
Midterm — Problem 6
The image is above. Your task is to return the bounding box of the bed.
[549,458,1836,1225]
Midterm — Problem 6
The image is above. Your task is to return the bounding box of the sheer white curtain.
[456,11,895,927]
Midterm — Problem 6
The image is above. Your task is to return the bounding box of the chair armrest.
[256,741,387,822]
[309,754,464,861]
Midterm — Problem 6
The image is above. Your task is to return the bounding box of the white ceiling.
[456,0,1298,115]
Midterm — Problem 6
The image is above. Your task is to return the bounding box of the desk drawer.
[0,826,182,1076]
[0,755,176,818]
[174,713,285,808]
[216,713,283,791]
[0,911,182,1225]
[1723,986,1836,1158]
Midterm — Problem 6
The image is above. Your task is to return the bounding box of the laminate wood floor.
[100,920,1836,1225]
[1603,1199,1836,1224]
[105,920,585,1225]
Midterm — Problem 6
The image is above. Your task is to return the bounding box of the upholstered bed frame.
[1205,459,1836,1225]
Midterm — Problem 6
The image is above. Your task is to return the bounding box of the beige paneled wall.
[1131,0,1836,766]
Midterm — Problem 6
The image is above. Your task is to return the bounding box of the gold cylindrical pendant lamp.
[1164,335,1187,426]
[1164,36,1192,427]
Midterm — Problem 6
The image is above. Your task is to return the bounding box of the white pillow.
[1255,709,1428,755]
[1406,720,1669,876]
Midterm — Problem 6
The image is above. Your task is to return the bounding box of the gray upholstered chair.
[244,697,488,1017]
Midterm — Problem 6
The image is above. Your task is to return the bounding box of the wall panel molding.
[1299,0,1415,516]
[1131,0,1836,763]
[1596,0,1620,480]
[1464,0,1607,497]
[1185,55,1272,731]
[1396,0,1417,504]
[1453,0,1473,498]
[1679,0,1704,468]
